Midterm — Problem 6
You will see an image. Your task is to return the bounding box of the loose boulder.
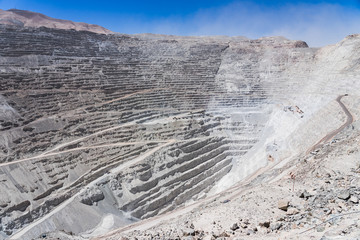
[79,187,105,205]
[350,196,359,203]
[278,199,289,211]
[286,207,299,215]
[337,190,350,200]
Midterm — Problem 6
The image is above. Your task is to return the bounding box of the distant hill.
[0,8,112,34]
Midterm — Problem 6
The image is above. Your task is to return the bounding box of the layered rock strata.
[0,22,359,239]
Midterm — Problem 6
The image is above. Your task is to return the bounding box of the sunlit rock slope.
[0,15,360,239]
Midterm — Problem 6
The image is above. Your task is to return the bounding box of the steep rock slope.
[101,95,360,240]
[0,20,359,239]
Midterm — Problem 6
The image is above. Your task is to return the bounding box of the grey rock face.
[79,187,105,205]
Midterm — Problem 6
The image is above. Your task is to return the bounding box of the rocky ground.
[1,11,360,240]
[94,122,360,240]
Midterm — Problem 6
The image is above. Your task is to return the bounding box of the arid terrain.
[0,9,359,240]
[0,9,111,34]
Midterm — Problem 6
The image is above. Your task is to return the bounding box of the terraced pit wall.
[1,25,360,239]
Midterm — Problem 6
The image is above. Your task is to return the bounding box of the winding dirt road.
[8,95,355,239]
[307,95,353,153]
[95,95,355,240]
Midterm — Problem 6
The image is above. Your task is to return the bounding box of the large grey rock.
[350,196,359,203]
[79,187,105,206]
[338,190,351,200]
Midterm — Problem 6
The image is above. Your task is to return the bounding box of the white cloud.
[0,1,359,47]
[130,1,360,47]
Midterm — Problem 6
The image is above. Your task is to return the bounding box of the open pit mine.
[0,9,360,240]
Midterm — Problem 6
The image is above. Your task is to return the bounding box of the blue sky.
[0,0,360,47]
